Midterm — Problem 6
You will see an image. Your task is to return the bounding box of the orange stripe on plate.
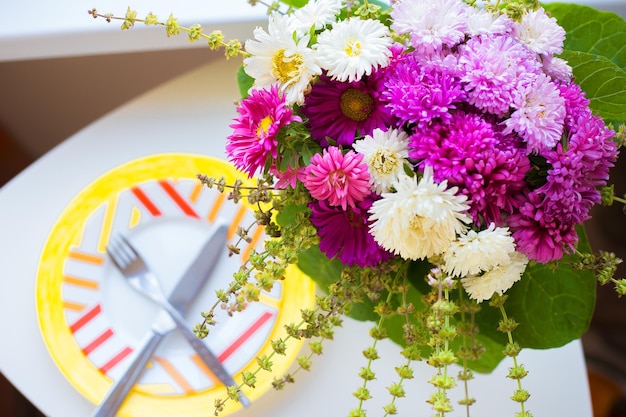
[190,355,221,386]
[189,181,203,203]
[63,275,99,290]
[228,205,248,240]
[241,225,264,263]
[63,300,86,311]
[153,356,195,394]
[67,250,104,265]
[207,192,226,223]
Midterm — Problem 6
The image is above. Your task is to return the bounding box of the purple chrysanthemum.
[409,112,530,225]
[303,146,371,210]
[381,52,466,128]
[507,190,579,263]
[309,196,391,267]
[227,85,301,177]
[458,34,542,117]
[302,72,394,147]
[509,112,617,263]
[557,81,592,132]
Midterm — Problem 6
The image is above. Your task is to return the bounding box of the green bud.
[359,367,376,381]
[395,364,414,380]
[362,346,379,360]
[241,371,256,388]
[121,7,137,30]
[165,13,180,37]
[353,387,372,401]
[387,382,406,398]
[309,341,323,355]
[144,12,159,25]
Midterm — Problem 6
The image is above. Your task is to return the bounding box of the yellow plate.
[36,153,315,417]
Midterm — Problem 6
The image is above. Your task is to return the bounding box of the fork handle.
[91,330,165,417]
[162,303,251,407]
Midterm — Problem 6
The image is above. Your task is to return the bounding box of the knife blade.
[91,219,232,417]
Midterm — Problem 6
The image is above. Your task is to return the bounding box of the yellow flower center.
[345,40,361,57]
[272,49,304,84]
[372,149,398,175]
[257,115,273,138]
[339,88,374,122]
[409,215,425,233]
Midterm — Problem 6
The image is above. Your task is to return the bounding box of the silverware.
[92,220,247,417]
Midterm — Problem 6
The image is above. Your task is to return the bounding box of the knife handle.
[91,330,165,417]
[162,302,251,407]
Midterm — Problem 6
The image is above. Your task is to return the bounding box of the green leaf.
[475,226,596,350]
[280,0,308,8]
[236,65,254,99]
[297,245,342,292]
[560,50,626,126]
[543,3,626,71]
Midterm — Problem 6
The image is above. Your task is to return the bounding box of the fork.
[107,235,250,407]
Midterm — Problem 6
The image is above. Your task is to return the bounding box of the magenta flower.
[409,112,530,225]
[507,191,579,263]
[381,52,466,129]
[309,197,391,267]
[226,85,301,177]
[508,112,617,263]
[302,147,371,210]
[301,72,394,147]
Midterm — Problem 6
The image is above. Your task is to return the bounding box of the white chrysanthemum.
[368,166,471,260]
[542,55,573,82]
[292,0,343,36]
[353,128,410,194]
[244,13,321,105]
[515,8,566,56]
[465,7,512,37]
[443,223,515,277]
[314,17,392,82]
[461,251,529,303]
[391,0,470,54]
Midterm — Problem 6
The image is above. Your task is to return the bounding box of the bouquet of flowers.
[92,0,626,415]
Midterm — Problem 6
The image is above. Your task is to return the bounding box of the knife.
[91,219,243,417]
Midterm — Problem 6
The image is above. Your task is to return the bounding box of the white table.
[0,52,594,416]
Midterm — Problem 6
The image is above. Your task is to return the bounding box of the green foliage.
[543,3,626,126]
[297,226,596,372]
[236,65,254,99]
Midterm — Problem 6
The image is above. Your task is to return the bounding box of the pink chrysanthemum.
[303,147,371,210]
[504,73,566,154]
[270,163,306,189]
[458,34,542,117]
[309,196,391,267]
[382,52,466,128]
[227,85,301,177]
[302,72,394,147]
[409,112,530,225]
